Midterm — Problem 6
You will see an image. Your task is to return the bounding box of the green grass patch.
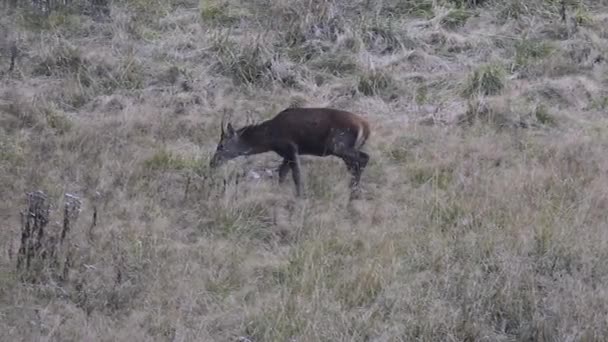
[17,7,82,31]
[310,52,359,77]
[409,164,454,190]
[361,20,403,54]
[534,103,557,126]
[125,0,172,21]
[211,34,275,86]
[143,149,203,173]
[380,0,435,18]
[199,0,247,25]
[33,42,85,77]
[445,0,489,8]
[385,136,423,164]
[0,135,25,167]
[209,202,274,241]
[336,262,384,308]
[357,69,395,96]
[45,109,73,134]
[462,63,506,98]
[441,8,474,29]
[514,39,555,69]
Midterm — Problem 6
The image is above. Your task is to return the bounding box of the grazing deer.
[209,107,371,199]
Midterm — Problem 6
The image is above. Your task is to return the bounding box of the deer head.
[209,120,253,168]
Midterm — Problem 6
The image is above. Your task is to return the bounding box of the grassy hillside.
[2,0,608,340]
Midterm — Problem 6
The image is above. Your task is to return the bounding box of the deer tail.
[354,121,369,150]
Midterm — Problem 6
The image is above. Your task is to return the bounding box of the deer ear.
[226,123,235,136]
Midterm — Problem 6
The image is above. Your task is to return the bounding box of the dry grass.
[2,0,608,341]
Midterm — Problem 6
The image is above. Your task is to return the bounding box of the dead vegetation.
[2,0,608,341]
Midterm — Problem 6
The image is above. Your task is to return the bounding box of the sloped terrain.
[2,0,608,340]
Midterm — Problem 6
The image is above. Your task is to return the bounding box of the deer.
[209,107,371,200]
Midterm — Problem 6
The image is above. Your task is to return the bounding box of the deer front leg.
[283,145,303,198]
[278,159,290,184]
[290,155,303,197]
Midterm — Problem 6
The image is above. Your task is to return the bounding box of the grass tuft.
[441,8,474,29]
[514,39,555,69]
[462,63,506,98]
[357,69,395,97]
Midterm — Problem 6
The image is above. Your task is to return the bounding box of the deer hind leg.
[343,151,368,189]
[353,151,369,187]
[333,146,369,199]
[329,131,369,198]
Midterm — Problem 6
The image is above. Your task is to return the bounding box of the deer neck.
[239,123,272,155]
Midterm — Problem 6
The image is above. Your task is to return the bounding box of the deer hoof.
[349,188,363,201]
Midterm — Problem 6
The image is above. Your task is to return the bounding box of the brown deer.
[209,107,371,199]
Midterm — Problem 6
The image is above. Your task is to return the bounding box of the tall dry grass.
[2,0,608,340]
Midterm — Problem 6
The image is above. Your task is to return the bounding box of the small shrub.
[156,65,182,86]
[271,237,346,294]
[380,0,434,18]
[458,98,511,128]
[281,22,308,49]
[574,5,593,26]
[310,52,359,77]
[498,0,527,20]
[58,80,91,109]
[409,164,454,190]
[288,95,307,108]
[200,0,224,20]
[445,0,489,8]
[199,0,243,25]
[78,54,145,95]
[415,83,428,105]
[16,191,81,284]
[357,69,394,96]
[336,263,384,308]
[287,40,329,63]
[211,35,274,86]
[17,6,81,31]
[98,54,145,91]
[31,42,143,106]
[429,200,465,232]
[385,136,423,164]
[458,96,546,130]
[361,20,403,55]
[246,303,305,341]
[514,39,555,69]
[462,63,506,98]
[45,109,73,134]
[33,42,85,76]
[498,0,578,23]
[534,103,556,126]
[0,135,25,166]
[143,149,203,173]
[47,11,82,30]
[590,96,608,111]
[441,8,473,29]
[0,92,40,130]
[122,0,172,21]
[209,201,274,241]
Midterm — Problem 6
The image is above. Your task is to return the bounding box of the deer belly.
[297,142,332,156]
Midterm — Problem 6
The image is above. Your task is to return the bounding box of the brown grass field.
[2,0,608,340]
